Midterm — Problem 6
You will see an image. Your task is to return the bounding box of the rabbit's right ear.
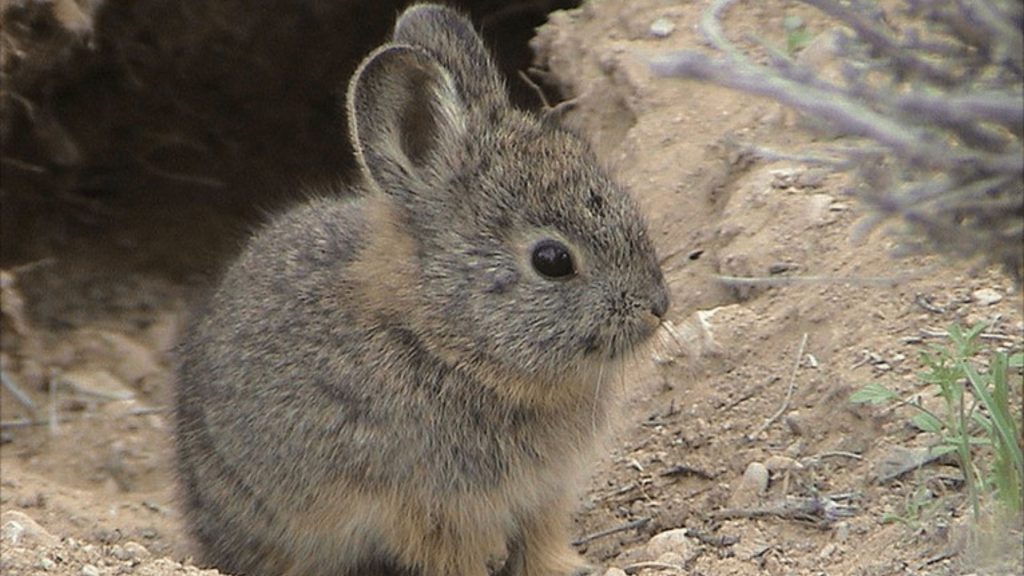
[347,44,468,197]
[392,4,506,113]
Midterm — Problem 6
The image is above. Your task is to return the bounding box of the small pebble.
[784,411,805,436]
[730,461,769,506]
[603,569,627,576]
[122,541,151,560]
[972,288,1002,306]
[649,17,675,37]
[834,521,851,543]
[81,565,100,576]
[646,528,697,560]
[58,368,135,402]
[36,557,57,571]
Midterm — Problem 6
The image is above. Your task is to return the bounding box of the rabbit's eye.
[531,239,576,279]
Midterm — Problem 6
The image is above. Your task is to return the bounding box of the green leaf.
[1008,352,1023,369]
[850,382,899,404]
[971,411,994,436]
[949,322,985,356]
[963,321,988,341]
[965,353,1024,492]
[881,512,908,525]
[930,444,959,457]
[786,29,813,53]
[912,411,945,433]
[946,323,965,347]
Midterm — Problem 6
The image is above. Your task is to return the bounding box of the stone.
[730,461,769,506]
[646,528,697,561]
[649,17,676,37]
[58,368,135,401]
[834,521,851,543]
[972,288,1003,306]
[121,541,151,561]
[1,510,57,547]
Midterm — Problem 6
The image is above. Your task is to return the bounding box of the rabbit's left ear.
[392,4,508,114]
[347,44,468,197]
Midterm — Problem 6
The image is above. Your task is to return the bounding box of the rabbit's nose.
[649,287,669,319]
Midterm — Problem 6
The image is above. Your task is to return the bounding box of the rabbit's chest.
[431,402,592,490]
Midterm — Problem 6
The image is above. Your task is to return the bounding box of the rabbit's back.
[176,195,376,573]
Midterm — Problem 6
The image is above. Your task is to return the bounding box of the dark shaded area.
[0,0,577,279]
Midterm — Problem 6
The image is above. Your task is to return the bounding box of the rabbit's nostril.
[650,290,669,319]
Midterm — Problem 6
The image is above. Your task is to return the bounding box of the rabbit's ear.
[392,4,507,113]
[348,44,467,194]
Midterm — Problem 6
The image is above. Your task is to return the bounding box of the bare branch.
[652,0,1024,283]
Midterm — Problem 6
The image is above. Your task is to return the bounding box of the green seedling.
[783,15,812,54]
[852,323,1024,523]
[880,484,936,529]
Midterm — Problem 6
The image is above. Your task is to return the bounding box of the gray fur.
[176,4,669,576]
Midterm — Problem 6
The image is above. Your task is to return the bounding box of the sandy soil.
[2,1,1022,575]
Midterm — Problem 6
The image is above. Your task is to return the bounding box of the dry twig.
[654,0,1024,283]
[572,517,651,546]
[712,494,856,526]
[622,561,684,574]
[748,333,808,439]
[1,368,37,416]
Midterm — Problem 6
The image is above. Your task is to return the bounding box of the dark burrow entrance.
[1,0,578,288]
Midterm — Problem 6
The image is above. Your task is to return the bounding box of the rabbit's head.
[347,4,669,386]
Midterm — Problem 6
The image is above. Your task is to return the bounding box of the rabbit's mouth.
[582,312,664,360]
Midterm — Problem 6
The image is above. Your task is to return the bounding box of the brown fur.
[175,4,669,575]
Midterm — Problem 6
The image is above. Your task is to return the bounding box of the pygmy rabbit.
[175,4,669,575]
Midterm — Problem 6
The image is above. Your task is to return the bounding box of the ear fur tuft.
[392,4,507,113]
[347,44,468,195]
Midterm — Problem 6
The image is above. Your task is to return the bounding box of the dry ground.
[2,1,1022,575]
